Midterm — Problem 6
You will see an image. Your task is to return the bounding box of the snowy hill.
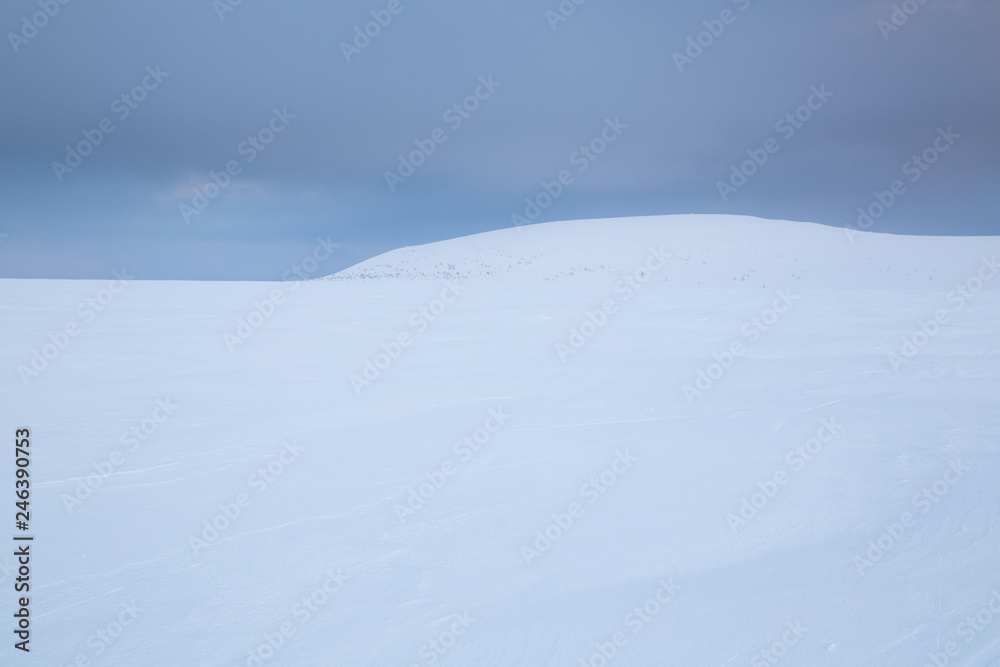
[328,214,1000,289]
[2,215,1000,665]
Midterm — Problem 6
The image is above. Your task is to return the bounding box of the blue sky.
[1,0,997,279]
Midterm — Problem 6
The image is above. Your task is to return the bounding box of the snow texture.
[2,215,1000,666]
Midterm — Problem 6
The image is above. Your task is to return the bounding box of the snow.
[329,214,985,289]
[2,214,1000,665]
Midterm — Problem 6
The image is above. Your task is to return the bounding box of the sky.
[0,0,997,280]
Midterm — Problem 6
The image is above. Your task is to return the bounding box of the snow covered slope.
[2,215,1000,666]
[329,214,996,289]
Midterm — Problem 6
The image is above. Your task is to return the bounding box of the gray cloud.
[1,0,997,278]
